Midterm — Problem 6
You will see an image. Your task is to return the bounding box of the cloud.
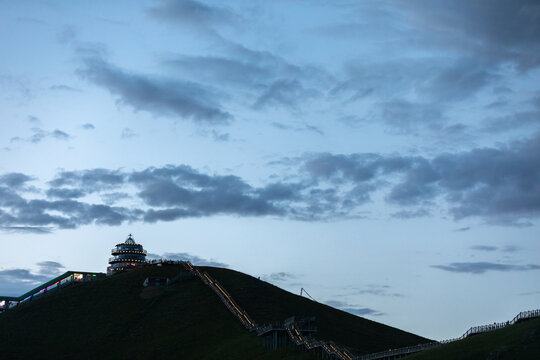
[391,209,430,219]
[36,261,65,276]
[121,128,138,139]
[211,130,230,142]
[28,115,40,123]
[46,188,86,199]
[0,186,140,229]
[519,290,540,296]
[272,122,324,135]
[325,300,384,317]
[401,0,540,70]
[165,41,330,111]
[0,269,49,283]
[262,272,296,282]
[253,79,319,110]
[146,252,227,267]
[1,134,539,230]
[78,54,231,125]
[82,123,95,130]
[10,128,72,144]
[470,245,520,253]
[470,245,497,252]
[0,261,65,296]
[0,226,53,234]
[349,284,404,298]
[303,133,540,224]
[101,192,130,205]
[50,84,80,92]
[147,0,240,30]
[49,168,125,191]
[432,262,540,274]
[0,173,34,188]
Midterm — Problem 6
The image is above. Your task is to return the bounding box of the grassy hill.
[0,265,428,359]
[203,266,429,355]
[407,317,540,360]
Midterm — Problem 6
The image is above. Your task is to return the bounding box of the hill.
[0,265,428,359]
[407,317,540,360]
[203,266,428,355]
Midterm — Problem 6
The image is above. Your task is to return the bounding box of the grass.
[0,266,314,360]
[203,266,429,355]
[408,317,540,360]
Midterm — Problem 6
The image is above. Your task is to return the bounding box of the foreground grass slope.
[0,266,313,360]
[408,317,540,360]
[203,266,429,355]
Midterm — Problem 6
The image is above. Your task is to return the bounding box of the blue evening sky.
[1,0,539,340]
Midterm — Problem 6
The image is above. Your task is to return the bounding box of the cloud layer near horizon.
[0,134,539,232]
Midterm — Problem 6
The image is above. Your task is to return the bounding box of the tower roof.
[125,234,135,244]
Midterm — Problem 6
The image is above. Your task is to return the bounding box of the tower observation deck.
[107,234,147,275]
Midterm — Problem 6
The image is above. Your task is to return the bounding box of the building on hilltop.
[107,234,147,275]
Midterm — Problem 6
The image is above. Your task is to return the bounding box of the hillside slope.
[203,266,429,355]
[0,266,312,360]
[407,317,540,360]
[0,265,428,359]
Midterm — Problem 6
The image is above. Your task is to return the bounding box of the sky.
[0,0,539,341]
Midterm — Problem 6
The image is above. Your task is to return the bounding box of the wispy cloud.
[432,262,540,274]
[10,128,72,144]
[325,300,384,317]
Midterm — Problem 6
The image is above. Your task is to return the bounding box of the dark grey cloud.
[146,252,227,267]
[470,245,520,253]
[519,290,540,296]
[147,0,240,29]
[402,0,540,70]
[0,261,65,296]
[10,128,72,144]
[82,123,95,130]
[49,168,125,191]
[211,130,230,142]
[1,134,539,230]
[379,99,446,133]
[36,261,64,276]
[391,209,430,219]
[344,284,404,298]
[263,272,296,282]
[46,188,86,199]
[325,300,384,317]
[0,185,139,229]
[303,133,540,224]
[129,166,288,220]
[28,115,40,123]
[432,262,540,274]
[0,226,52,234]
[0,173,34,189]
[470,245,497,252]
[253,79,319,110]
[483,109,540,134]
[0,269,49,283]
[325,1,540,136]
[78,55,231,124]
[50,84,80,92]
[272,122,324,135]
[101,192,130,205]
[165,41,330,111]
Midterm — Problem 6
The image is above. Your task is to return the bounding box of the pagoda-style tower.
[107,234,147,275]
